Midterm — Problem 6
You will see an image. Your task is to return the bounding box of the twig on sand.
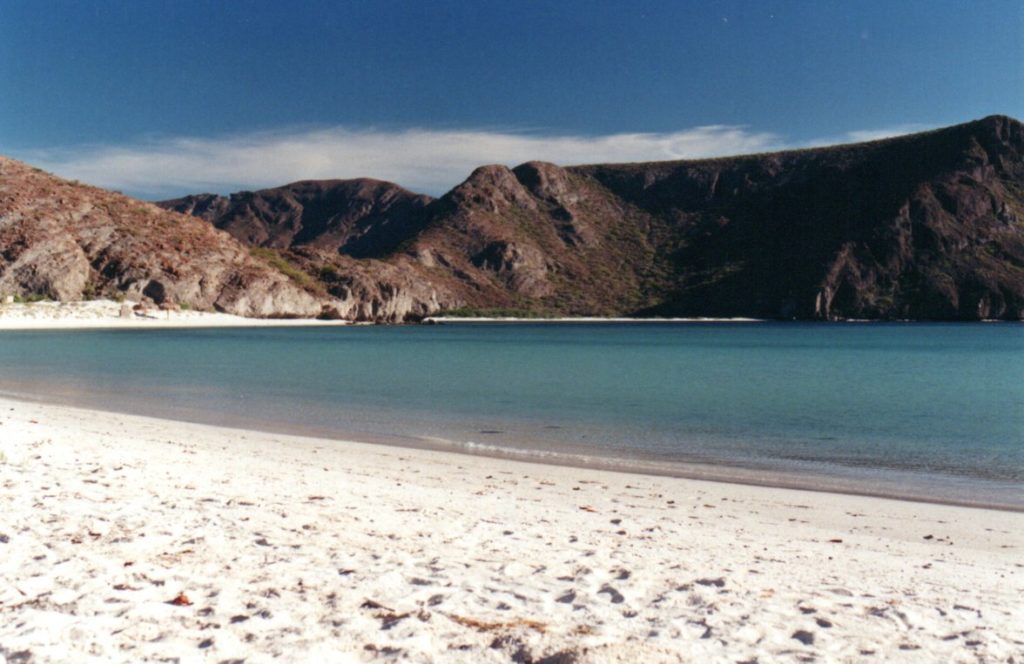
[444,613,547,633]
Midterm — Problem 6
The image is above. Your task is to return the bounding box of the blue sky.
[2,0,1021,198]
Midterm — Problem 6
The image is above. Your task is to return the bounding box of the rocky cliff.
[577,115,1024,320]
[162,115,1024,321]
[4,115,1021,322]
[0,157,325,317]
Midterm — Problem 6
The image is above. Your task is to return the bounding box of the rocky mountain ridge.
[2,115,1021,321]
[163,179,434,258]
[161,114,1024,321]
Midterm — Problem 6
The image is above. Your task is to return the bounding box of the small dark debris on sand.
[792,630,815,645]
[597,584,624,604]
[361,599,393,611]
[167,592,192,606]
[695,577,726,588]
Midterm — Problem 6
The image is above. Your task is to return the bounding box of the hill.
[0,157,323,317]
[161,179,433,258]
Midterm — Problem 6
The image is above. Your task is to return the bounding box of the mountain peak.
[160,177,433,258]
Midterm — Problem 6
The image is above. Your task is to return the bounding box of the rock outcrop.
[0,157,323,317]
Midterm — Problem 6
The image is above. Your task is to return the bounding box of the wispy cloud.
[807,124,932,147]
[20,125,782,199]
[19,122,927,200]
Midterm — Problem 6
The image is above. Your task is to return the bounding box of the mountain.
[2,116,1021,322]
[161,179,434,258]
[0,157,324,317]
[161,114,1024,321]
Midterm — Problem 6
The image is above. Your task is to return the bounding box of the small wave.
[461,439,598,464]
[422,436,647,471]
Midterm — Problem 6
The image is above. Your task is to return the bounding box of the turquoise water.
[0,323,1021,508]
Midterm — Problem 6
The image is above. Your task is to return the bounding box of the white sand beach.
[1,398,1021,662]
[422,317,765,324]
[0,300,345,330]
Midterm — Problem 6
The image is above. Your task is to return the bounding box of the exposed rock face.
[286,249,462,323]
[6,115,1024,322]
[0,157,323,317]
[512,161,595,247]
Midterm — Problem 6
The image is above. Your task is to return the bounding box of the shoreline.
[423,316,768,324]
[3,389,1020,514]
[0,300,346,330]
[423,316,1024,324]
[1,397,1021,661]
[2,301,1020,330]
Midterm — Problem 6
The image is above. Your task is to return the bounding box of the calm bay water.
[0,322,1021,508]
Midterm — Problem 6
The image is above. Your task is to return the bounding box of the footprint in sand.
[598,584,624,604]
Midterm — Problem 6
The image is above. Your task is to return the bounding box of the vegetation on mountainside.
[248,247,324,294]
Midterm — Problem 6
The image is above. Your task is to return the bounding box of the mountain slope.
[0,157,325,317]
[575,114,1024,319]
[163,114,1024,320]
[161,179,433,258]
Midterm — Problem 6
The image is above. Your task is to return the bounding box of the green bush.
[13,293,48,304]
[318,265,340,281]
[249,248,321,291]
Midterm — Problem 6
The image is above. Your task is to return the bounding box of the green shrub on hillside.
[249,248,321,292]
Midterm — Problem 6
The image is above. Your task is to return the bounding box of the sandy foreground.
[0,301,344,330]
[0,399,1021,663]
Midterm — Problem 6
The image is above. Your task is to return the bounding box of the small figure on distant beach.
[159,301,180,319]
[132,299,158,319]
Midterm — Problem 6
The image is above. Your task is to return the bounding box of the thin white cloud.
[21,125,783,199]
[807,124,932,147]
[20,122,927,200]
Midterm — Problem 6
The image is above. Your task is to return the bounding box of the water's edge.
[5,389,1020,513]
